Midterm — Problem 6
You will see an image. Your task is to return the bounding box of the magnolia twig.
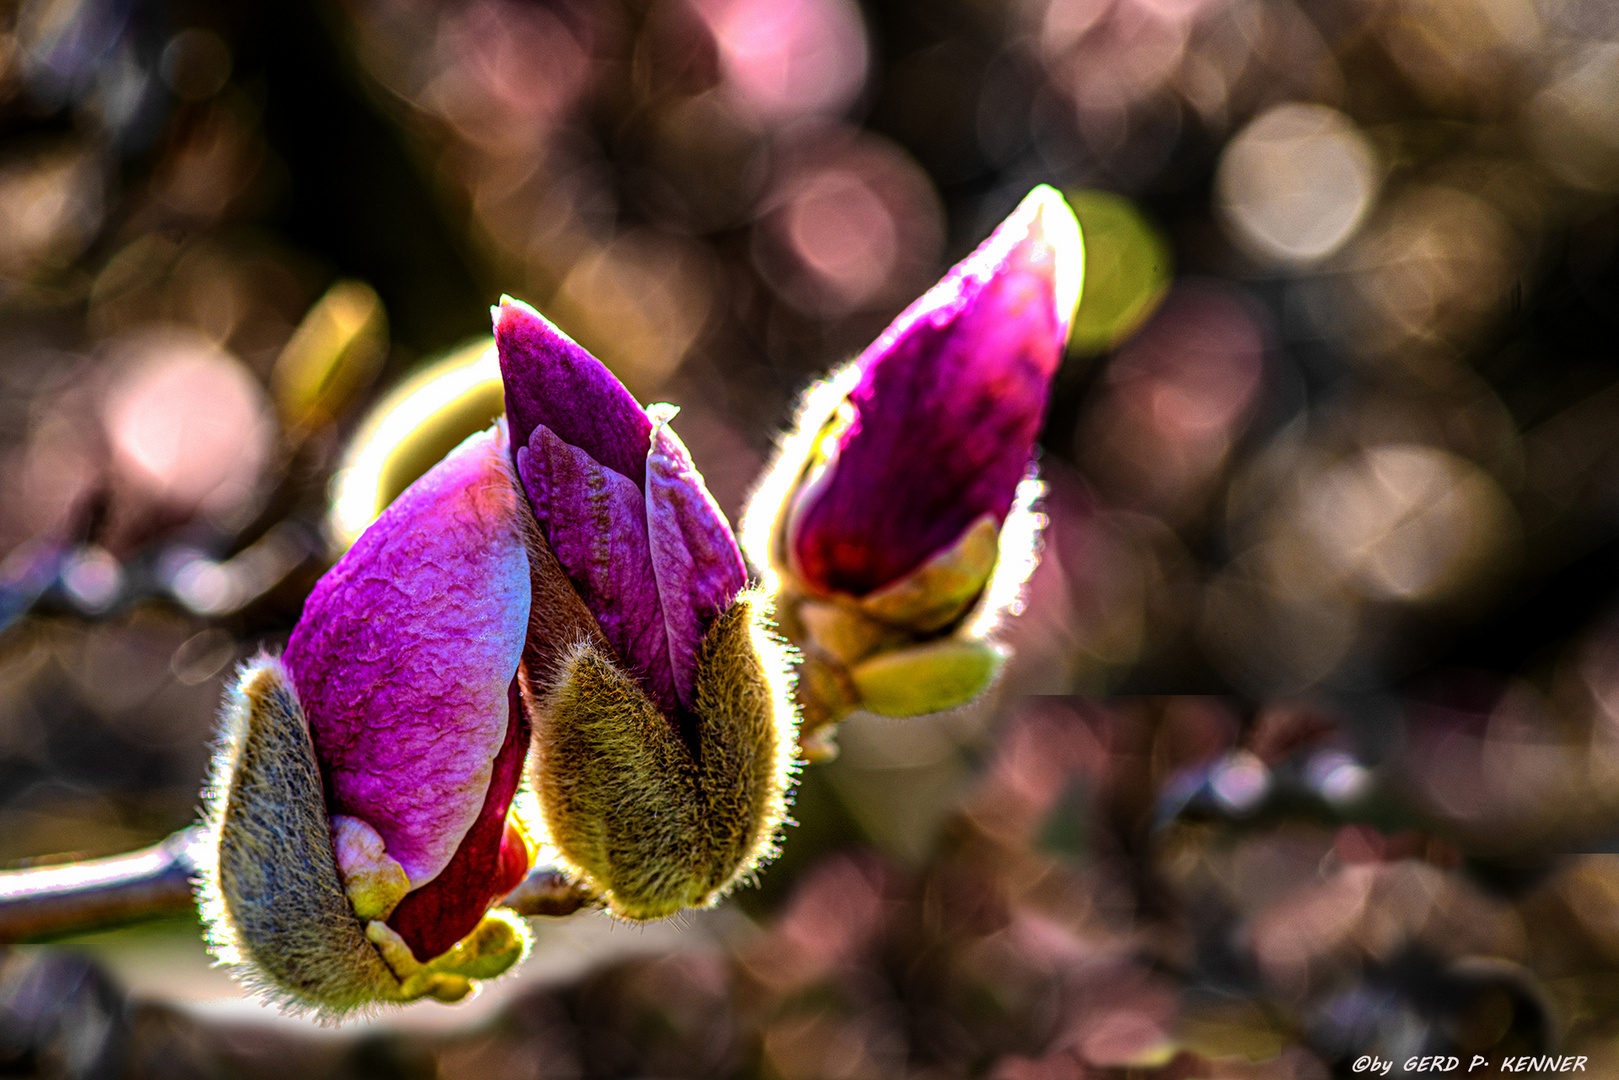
[0,828,203,942]
[500,863,595,917]
[0,829,592,943]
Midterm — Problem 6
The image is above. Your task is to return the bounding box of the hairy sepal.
[530,591,799,920]
[198,657,533,1019]
[198,656,403,1019]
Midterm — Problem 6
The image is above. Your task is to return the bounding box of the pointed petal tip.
[496,296,600,361]
[492,295,610,392]
[493,294,653,481]
[914,185,1083,350]
[1009,186,1085,337]
[493,295,552,339]
[781,189,1074,597]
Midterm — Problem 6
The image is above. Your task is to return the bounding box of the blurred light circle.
[1380,0,1541,110]
[160,28,232,102]
[0,144,105,279]
[1209,751,1270,813]
[102,328,272,524]
[169,556,233,615]
[691,0,868,127]
[1040,0,1195,115]
[1306,750,1372,807]
[785,170,897,309]
[60,546,122,613]
[1526,43,1619,192]
[1301,444,1517,603]
[422,2,592,152]
[1110,283,1263,440]
[1064,189,1172,354]
[1217,103,1378,266]
[553,232,717,394]
[170,627,236,686]
[270,279,388,433]
[753,131,943,316]
[329,339,503,550]
[1197,542,1360,694]
[1041,0,1111,53]
[1078,282,1264,517]
[1350,186,1517,354]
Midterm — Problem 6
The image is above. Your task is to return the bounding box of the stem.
[0,828,203,942]
[500,864,594,917]
[0,829,591,943]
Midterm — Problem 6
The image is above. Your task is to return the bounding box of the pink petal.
[791,187,1077,595]
[645,407,748,709]
[495,297,652,485]
[515,424,678,715]
[283,428,530,889]
[385,678,532,962]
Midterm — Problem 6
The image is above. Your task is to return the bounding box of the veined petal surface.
[514,424,676,714]
[284,428,530,890]
[790,186,1080,596]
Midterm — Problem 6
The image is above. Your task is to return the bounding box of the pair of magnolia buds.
[199,187,1084,1016]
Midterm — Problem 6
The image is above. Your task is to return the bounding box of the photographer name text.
[1352,1056,1589,1075]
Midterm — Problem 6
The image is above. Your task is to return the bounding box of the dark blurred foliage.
[5,0,1619,1075]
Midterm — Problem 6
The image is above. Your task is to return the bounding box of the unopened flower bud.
[199,429,537,1016]
[496,298,800,921]
[742,186,1083,756]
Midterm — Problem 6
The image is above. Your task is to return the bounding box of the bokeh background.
[5,0,1619,1076]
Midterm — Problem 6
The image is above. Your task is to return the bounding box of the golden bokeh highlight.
[1064,189,1172,354]
[327,341,504,551]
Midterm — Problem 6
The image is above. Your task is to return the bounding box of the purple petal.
[515,424,678,715]
[790,187,1080,596]
[645,406,748,709]
[495,296,652,485]
[384,678,532,962]
[284,428,530,889]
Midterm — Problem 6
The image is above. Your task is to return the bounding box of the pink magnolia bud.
[743,187,1083,752]
[201,430,536,1015]
[496,298,748,721]
[496,298,799,922]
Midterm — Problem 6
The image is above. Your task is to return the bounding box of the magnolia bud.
[198,656,531,1016]
[198,429,537,1017]
[496,298,800,921]
[742,186,1082,757]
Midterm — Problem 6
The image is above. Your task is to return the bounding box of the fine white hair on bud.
[965,471,1047,641]
[197,656,403,1020]
[736,363,1046,746]
[530,589,800,921]
[198,656,537,1019]
[732,187,1074,755]
[739,361,865,595]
